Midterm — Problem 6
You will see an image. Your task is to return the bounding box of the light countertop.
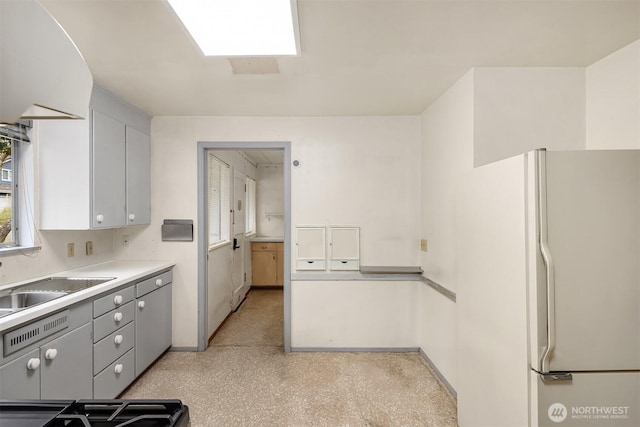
[251,236,284,242]
[0,260,175,332]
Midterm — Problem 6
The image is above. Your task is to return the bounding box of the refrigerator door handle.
[537,149,556,373]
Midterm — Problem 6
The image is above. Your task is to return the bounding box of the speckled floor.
[122,289,458,426]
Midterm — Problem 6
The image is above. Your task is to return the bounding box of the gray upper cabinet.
[125,126,151,226]
[39,84,151,230]
[92,111,126,229]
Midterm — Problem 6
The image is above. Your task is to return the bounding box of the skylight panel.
[167,0,299,56]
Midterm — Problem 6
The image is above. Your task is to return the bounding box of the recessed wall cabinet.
[328,227,360,271]
[295,227,326,270]
[251,242,284,286]
[39,84,151,229]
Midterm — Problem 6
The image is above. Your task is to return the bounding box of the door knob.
[128,213,136,221]
[96,214,104,223]
[138,300,145,309]
[45,348,58,360]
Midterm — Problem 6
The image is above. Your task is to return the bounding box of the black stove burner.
[0,400,189,427]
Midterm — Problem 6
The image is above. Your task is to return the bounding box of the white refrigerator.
[456,149,640,427]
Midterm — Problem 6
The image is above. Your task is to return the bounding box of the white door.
[231,170,249,310]
[542,150,640,372]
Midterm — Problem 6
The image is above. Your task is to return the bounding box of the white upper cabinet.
[39,84,151,230]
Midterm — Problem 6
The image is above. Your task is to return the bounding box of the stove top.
[0,400,189,427]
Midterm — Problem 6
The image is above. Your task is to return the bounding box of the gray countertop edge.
[0,260,175,332]
[291,273,424,281]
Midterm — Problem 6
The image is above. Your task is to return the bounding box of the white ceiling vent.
[229,57,280,75]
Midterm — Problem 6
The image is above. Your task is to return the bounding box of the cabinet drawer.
[93,321,134,374]
[93,286,134,318]
[93,348,134,399]
[93,302,134,343]
[136,270,172,298]
[252,242,277,251]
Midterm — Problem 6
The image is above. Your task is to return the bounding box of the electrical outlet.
[86,241,93,256]
[67,243,75,257]
[420,239,428,252]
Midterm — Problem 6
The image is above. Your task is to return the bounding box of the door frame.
[197,141,292,352]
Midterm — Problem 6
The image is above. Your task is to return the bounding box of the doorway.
[197,142,291,352]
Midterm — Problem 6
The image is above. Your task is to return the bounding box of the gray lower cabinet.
[0,322,93,399]
[41,323,93,399]
[94,348,135,399]
[135,272,172,376]
[0,349,40,399]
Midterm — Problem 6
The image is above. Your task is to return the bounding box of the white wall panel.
[474,67,586,166]
[291,281,419,348]
[586,40,640,149]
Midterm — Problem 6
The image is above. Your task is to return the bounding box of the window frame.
[207,153,231,249]
[0,136,18,249]
[245,177,256,236]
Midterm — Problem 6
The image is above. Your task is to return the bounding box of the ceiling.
[243,150,285,165]
[40,0,640,117]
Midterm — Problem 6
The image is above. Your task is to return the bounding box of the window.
[0,134,17,247]
[245,177,256,235]
[208,154,230,247]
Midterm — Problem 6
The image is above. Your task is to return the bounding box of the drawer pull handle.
[155,278,163,287]
[45,348,58,360]
[113,295,123,305]
[114,312,123,323]
[114,364,123,374]
[261,246,268,249]
[138,300,145,309]
[114,335,123,345]
[27,358,40,370]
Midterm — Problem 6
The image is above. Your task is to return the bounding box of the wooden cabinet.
[251,242,284,287]
[39,84,151,230]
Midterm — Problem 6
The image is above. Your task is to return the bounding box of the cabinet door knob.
[128,213,136,221]
[96,214,104,223]
[113,312,123,323]
[138,300,145,309]
[27,358,41,370]
[113,295,123,305]
[155,278,163,287]
[114,364,123,374]
[45,348,58,360]
[114,334,123,345]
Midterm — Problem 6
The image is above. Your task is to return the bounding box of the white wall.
[113,116,422,348]
[455,154,528,427]
[586,40,640,149]
[474,67,586,166]
[419,71,474,390]
[256,165,284,237]
[291,281,419,348]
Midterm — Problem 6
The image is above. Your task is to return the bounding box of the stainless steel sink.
[18,277,114,293]
[0,291,68,310]
[0,276,114,318]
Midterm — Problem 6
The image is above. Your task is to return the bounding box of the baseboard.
[290,347,420,353]
[169,346,199,352]
[419,348,457,399]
